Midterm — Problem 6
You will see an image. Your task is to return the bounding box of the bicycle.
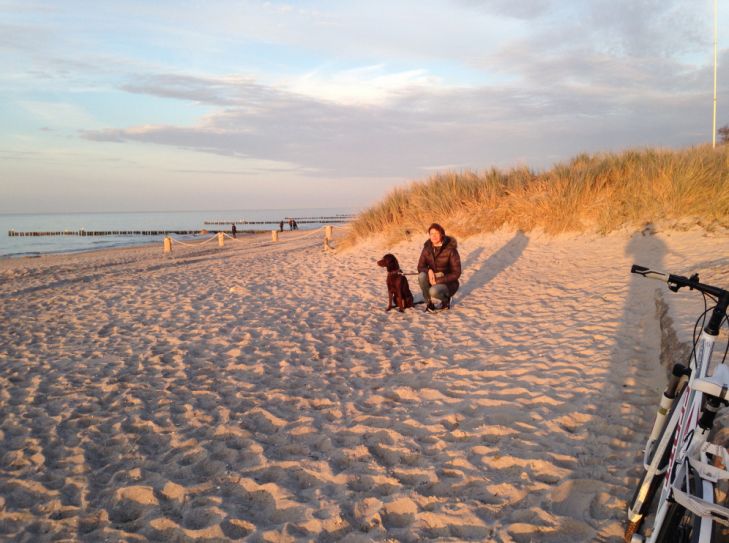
[624,265,729,543]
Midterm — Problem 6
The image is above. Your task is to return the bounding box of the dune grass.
[346,144,729,245]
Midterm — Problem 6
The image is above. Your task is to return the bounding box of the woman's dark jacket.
[417,236,461,295]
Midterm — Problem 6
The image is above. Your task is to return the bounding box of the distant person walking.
[417,223,461,311]
[231,223,237,238]
[288,219,294,230]
[279,220,284,232]
[293,219,299,230]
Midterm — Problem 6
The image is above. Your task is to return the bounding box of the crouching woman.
[417,223,461,311]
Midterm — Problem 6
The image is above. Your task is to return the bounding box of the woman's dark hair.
[427,223,446,238]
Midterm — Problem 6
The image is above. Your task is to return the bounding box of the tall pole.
[712,0,718,148]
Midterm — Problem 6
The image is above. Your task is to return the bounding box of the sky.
[1,0,727,213]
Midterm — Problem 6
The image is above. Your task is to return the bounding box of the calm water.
[0,208,356,257]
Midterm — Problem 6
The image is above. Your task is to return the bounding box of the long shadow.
[605,228,668,524]
[461,247,485,271]
[457,231,529,301]
[622,230,668,365]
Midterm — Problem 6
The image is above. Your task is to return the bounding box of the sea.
[0,208,357,258]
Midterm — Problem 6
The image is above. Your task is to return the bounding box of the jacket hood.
[424,235,457,250]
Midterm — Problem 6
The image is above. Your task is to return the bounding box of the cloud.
[585,0,708,57]
[120,74,270,106]
[466,0,717,107]
[0,22,48,52]
[81,50,719,181]
[289,65,442,105]
[456,0,553,20]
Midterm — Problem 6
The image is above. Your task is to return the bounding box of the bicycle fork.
[625,382,686,540]
[626,327,718,542]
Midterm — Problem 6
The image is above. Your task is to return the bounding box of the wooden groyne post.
[323,226,334,251]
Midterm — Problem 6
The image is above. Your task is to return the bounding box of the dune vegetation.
[345,144,729,245]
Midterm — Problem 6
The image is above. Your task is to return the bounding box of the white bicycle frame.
[644,329,729,542]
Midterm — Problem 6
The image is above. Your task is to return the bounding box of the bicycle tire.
[653,465,705,543]
[625,384,686,540]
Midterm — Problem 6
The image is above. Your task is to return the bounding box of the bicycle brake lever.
[672,273,700,292]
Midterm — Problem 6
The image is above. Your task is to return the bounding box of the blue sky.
[1,0,727,213]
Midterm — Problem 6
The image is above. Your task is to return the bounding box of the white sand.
[1,226,728,542]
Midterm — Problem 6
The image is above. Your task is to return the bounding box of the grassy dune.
[346,145,729,245]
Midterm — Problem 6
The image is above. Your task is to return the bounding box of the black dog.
[377,254,414,312]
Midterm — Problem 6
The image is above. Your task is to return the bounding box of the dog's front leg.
[385,292,395,311]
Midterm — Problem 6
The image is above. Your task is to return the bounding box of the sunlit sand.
[1,227,728,541]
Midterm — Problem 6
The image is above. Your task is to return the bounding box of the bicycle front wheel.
[625,385,685,540]
[653,465,705,543]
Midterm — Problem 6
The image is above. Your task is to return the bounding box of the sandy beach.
[1,226,728,542]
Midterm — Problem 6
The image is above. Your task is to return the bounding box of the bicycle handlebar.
[632,264,729,335]
[631,264,728,299]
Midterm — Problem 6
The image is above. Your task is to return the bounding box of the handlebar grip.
[631,264,669,282]
[632,265,728,302]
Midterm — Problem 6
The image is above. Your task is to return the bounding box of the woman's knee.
[429,285,448,300]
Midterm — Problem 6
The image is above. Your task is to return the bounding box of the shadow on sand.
[458,231,529,301]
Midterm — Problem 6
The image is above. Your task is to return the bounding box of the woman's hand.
[428,269,437,285]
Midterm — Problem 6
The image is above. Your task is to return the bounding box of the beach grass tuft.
[345,144,729,245]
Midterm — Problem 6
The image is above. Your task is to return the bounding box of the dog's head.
[377,253,400,272]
